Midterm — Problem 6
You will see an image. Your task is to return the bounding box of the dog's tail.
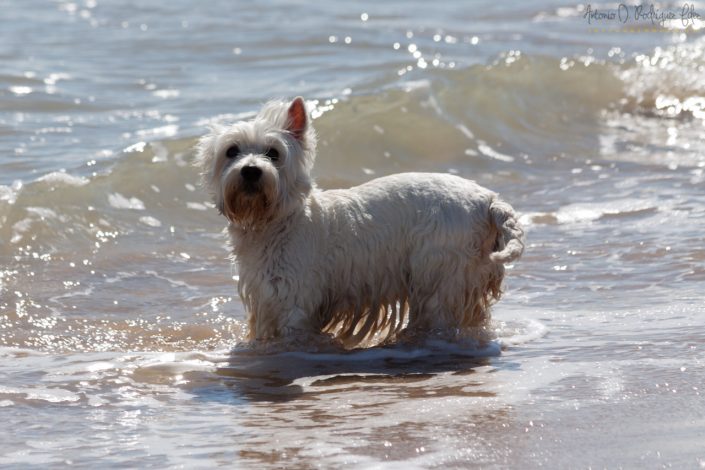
[488,198,525,264]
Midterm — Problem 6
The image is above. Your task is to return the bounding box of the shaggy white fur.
[196,97,524,347]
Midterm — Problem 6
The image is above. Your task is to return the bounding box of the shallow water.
[1,1,705,468]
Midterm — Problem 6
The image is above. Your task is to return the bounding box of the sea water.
[1,1,704,467]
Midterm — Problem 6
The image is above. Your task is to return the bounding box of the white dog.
[196,97,524,347]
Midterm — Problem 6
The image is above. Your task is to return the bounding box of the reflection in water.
[185,347,508,467]
[211,347,493,402]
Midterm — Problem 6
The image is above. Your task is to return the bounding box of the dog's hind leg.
[458,259,503,329]
[405,247,468,332]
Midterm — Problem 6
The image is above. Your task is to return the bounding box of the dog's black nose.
[240,166,262,182]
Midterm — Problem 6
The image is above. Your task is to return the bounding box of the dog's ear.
[286,97,307,142]
[193,128,221,195]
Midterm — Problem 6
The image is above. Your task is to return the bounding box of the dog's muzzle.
[220,162,277,225]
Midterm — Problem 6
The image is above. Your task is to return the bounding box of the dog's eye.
[226,145,240,159]
[265,148,279,161]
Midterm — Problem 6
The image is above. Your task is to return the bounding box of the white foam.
[0,183,21,204]
[132,358,214,377]
[123,141,146,153]
[0,385,80,403]
[136,125,179,138]
[43,72,71,85]
[521,199,659,226]
[401,79,431,92]
[10,218,33,244]
[456,123,475,139]
[139,215,162,227]
[26,207,57,219]
[496,319,547,347]
[556,205,603,224]
[49,285,95,302]
[557,199,658,224]
[150,141,169,163]
[37,172,89,187]
[152,89,180,99]
[195,111,257,128]
[9,86,32,95]
[108,192,145,210]
[127,351,230,382]
[85,361,115,373]
[186,202,208,211]
[0,347,45,358]
[478,143,515,163]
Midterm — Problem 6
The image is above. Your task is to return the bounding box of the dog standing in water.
[196,97,524,346]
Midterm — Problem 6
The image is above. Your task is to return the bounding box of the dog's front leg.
[279,306,314,337]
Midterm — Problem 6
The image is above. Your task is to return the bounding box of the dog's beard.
[221,175,278,228]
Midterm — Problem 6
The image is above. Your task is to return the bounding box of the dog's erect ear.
[286,97,307,142]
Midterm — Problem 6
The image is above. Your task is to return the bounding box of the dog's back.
[309,172,524,345]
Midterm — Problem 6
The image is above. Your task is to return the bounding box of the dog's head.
[196,97,316,228]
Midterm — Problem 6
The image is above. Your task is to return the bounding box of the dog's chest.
[234,226,317,297]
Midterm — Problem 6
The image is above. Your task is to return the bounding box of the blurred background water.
[1,1,704,468]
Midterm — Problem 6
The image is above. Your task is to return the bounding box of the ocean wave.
[3,37,704,227]
[2,41,703,257]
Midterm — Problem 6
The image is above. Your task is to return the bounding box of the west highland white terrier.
[197,97,524,347]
